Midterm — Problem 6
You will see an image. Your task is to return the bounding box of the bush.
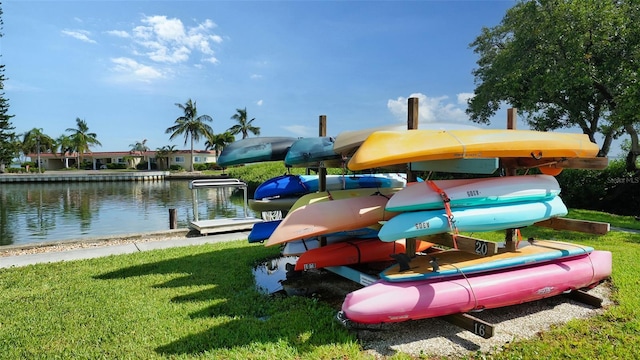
[556,158,639,216]
[169,164,184,171]
[107,163,127,170]
[194,163,208,171]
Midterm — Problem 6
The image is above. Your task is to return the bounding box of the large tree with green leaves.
[205,131,235,160]
[66,117,102,169]
[21,128,55,172]
[0,3,15,172]
[228,107,260,139]
[467,0,640,171]
[165,99,213,172]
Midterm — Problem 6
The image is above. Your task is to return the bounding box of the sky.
[3,0,622,156]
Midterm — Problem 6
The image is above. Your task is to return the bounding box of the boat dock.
[188,178,263,235]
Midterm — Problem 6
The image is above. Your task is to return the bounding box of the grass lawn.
[0,210,639,359]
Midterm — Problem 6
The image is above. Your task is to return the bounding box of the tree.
[66,118,102,169]
[21,128,55,173]
[228,107,260,139]
[165,99,214,172]
[205,131,235,160]
[128,139,149,169]
[467,0,640,171]
[155,144,177,170]
[53,134,75,168]
[0,4,15,172]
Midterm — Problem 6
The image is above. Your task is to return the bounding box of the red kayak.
[294,238,434,271]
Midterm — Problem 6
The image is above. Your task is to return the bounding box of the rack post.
[504,108,518,251]
[406,97,419,256]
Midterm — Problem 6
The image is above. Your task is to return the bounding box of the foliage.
[205,131,235,157]
[107,163,127,170]
[0,5,15,170]
[468,0,640,168]
[169,164,183,171]
[228,107,260,139]
[66,118,102,169]
[166,99,214,172]
[555,158,639,216]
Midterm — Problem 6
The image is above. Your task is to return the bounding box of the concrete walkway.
[0,230,252,269]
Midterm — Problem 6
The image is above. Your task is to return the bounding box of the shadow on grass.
[94,246,350,356]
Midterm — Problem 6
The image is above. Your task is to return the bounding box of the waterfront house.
[25,149,218,171]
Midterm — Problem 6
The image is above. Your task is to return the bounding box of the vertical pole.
[406,97,419,256]
[319,115,328,247]
[318,115,327,191]
[169,208,178,229]
[504,108,518,250]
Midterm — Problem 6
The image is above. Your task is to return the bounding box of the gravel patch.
[350,282,612,359]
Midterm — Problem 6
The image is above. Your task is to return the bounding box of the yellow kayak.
[348,129,599,171]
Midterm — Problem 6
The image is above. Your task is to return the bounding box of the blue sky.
[3,0,574,154]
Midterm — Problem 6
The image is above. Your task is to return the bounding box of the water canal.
[0,180,258,247]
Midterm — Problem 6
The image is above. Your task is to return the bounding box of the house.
[26,150,219,171]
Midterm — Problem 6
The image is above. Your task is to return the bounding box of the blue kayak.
[378,196,569,242]
[253,173,407,200]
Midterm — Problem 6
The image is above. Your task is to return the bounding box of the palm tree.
[53,134,74,168]
[228,107,260,139]
[165,99,214,172]
[66,118,102,169]
[21,128,55,173]
[205,131,235,160]
[155,144,177,170]
[128,139,150,169]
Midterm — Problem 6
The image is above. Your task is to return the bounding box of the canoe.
[385,175,560,212]
[265,193,398,246]
[289,187,404,213]
[340,250,611,324]
[333,122,479,157]
[249,197,298,212]
[253,173,407,200]
[294,238,435,271]
[248,220,282,243]
[281,228,382,256]
[217,136,297,167]
[378,196,568,242]
[333,124,407,156]
[348,129,600,171]
[380,239,594,282]
[284,136,343,167]
[249,219,381,244]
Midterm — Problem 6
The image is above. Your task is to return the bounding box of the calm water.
[0,180,258,247]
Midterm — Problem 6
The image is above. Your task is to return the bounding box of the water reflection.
[0,180,259,247]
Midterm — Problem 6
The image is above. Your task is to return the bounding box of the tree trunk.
[624,124,639,172]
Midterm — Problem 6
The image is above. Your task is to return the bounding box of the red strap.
[427,180,458,249]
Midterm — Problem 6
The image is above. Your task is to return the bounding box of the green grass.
[1,211,640,359]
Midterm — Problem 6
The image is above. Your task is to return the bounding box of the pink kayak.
[341,250,612,324]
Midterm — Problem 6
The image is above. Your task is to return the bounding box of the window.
[194,156,202,163]
[174,156,184,163]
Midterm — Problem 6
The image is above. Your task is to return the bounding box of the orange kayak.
[294,238,434,271]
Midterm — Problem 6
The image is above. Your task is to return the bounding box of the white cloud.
[256,100,263,106]
[61,29,97,44]
[387,92,470,124]
[250,74,263,79]
[457,92,474,105]
[129,15,223,65]
[282,125,313,137]
[106,30,130,38]
[110,57,164,83]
